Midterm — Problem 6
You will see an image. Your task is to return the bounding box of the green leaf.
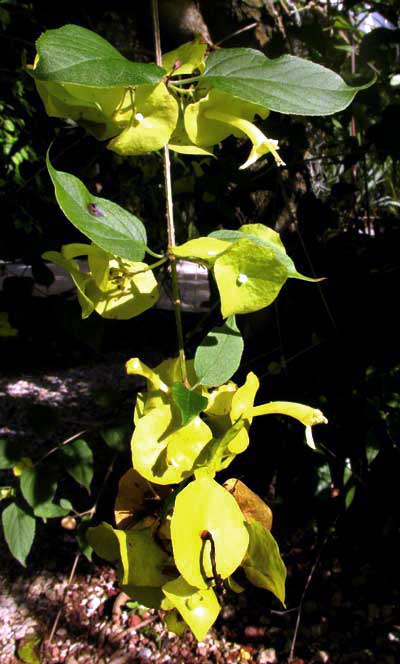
[170,477,249,589]
[100,424,130,451]
[243,518,286,605]
[194,316,244,387]
[163,39,207,76]
[34,502,71,519]
[1,502,36,566]
[210,224,318,281]
[202,48,373,116]
[115,527,170,587]
[107,83,179,156]
[163,576,220,641]
[171,383,209,426]
[124,585,165,610]
[131,404,212,485]
[60,438,93,491]
[17,634,41,664]
[46,153,147,262]
[20,468,57,511]
[213,238,289,318]
[76,514,93,561]
[0,438,22,469]
[31,24,164,88]
[87,522,120,561]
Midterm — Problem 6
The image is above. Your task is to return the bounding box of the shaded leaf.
[202,48,373,116]
[1,502,36,566]
[20,468,57,512]
[194,316,244,387]
[171,383,209,426]
[47,153,147,262]
[31,24,164,88]
[114,468,165,529]
[243,518,286,605]
[0,438,22,469]
[60,439,93,491]
[87,522,120,561]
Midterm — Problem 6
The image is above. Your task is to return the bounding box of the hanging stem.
[151,0,188,386]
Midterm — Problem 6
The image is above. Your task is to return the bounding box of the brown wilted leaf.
[114,468,167,529]
[224,478,273,531]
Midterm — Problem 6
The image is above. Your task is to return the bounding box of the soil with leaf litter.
[1,360,399,663]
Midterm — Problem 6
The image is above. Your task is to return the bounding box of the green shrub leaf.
[162,576,220,641]
[202,48,373,116]
[2,502,36,566]
[213,239,289,318]
[171,383,209,426]
[115,527,170,587]
[0,438,22,469]
[20,468,57,511]
[170,477,249,588]
[31,25,165,88]
[60,438,93,491]
[47,153,147,262]
[194,316,244,387]
[87,523,120,561]
[243,518,286,605]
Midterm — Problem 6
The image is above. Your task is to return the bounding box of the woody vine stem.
[151,0,188,385]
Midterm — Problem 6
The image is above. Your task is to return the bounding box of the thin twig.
[47,552,80,645]
[215,22,258,46]
[288,517,339,662]
[35,429,87,467]
[152,0,188,385]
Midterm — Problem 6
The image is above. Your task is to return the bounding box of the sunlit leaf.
[164,609,188,636]
[243,518,286,605]
[107,83,179,156]
[184,89,268,147]
[163,576,220,641]
[131,405,212,485]
[87,260,159,320]
[213,239,289,318]
[170,477,249,588]
[172,237,230,267]
[115,526,171,587]
[163,39,207,76]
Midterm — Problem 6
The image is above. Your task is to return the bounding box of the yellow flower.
[204,109,285,170]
